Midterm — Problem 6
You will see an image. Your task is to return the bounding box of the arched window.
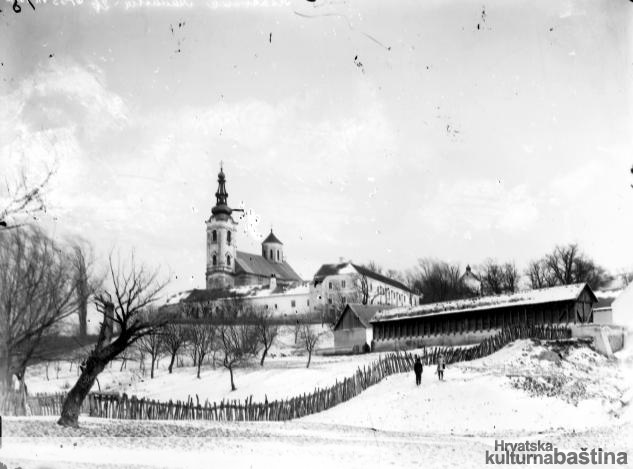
[227,231,231,245]
[212,254,217,266]
[277,250,280,261]
[269,249,273,259]
[226,254,231,266]
[212,230,217,242]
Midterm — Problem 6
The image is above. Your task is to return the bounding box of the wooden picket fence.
[0,391,91,417]
[4,324,571,420]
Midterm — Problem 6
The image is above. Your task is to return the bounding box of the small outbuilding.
[332,304,395,353]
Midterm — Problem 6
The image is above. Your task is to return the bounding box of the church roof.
[262,231,283,245]
[235,251,302,282]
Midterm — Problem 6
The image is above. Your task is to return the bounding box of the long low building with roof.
[369,283,597,350]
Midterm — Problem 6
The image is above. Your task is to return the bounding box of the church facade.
[205,167,303,290]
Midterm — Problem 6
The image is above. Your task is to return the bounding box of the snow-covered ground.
[3,337,632,468]
[24,326,374,404]
[302,340,629,435]
[2,416,631,469]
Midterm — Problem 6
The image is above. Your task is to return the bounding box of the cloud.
[419,179,540,235]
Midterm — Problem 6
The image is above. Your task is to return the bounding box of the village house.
[309,262,421,320]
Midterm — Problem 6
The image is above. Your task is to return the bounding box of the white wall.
[242,292,311,317]
[612,283,633,330]
[310,272,414,315]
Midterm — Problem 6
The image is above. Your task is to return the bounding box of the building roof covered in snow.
[173,281,309,304]
[371,283,597,323]
[593,288,626,309]
[333,303,397,330]
[312,262,414,293]
[235,251,302,282]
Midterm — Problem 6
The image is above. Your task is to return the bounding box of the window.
[277,250,280,261]
[226,254,231,266]
[328,298,333,305]
[341,296,346,304]
[275,304,278,309]
[328,282,333,290]
[291,300,296,308]
[370,283,373,291]
[212,254,217,266]
[265,304,269,310]
[212,230,217,242]
[270,249,273,259]
[342,280,346,288]
[307,299,310,306]
[227,231,231,245]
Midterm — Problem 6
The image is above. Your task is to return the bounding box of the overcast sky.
[1,0,632,296]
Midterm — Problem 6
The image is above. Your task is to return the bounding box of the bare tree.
[254,309,279,366]
[163,323,187,374]
[217,321,259,391]
[188,324,215,379]
[363,260,383,275]
[480,259,519,295]
[410,259,474,303]
[69,238,103,338]
[0,226,78,397]
[299,324,322,368]
[136,323,164,379]
[57,252,168,428]
[526,259,554,289]
[480,259,504,295]
[502,262,519,293]
[385,268,405,283]
[215,298,259,391]
[527,244,611,291]
[0,166,56,230]
[358,273,370,305]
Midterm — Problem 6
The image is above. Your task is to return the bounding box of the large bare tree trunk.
[58,356,107,427]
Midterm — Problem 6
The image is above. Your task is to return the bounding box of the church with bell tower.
[205,165,303,290]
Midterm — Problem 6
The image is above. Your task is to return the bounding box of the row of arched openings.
[211,229,231,245]
[212,253,231,267]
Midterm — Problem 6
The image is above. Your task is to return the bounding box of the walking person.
[413,356,423,386]
[437,354,446,381]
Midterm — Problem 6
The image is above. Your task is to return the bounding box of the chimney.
[269,274,277,290]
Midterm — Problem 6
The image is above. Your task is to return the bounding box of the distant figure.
[437,354,446,381]
[413,356,423,386]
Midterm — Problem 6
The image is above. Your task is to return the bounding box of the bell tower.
[206,164,238,290]
[262,229,283,264]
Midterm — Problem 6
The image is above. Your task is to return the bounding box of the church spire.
[211,163,232,216]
